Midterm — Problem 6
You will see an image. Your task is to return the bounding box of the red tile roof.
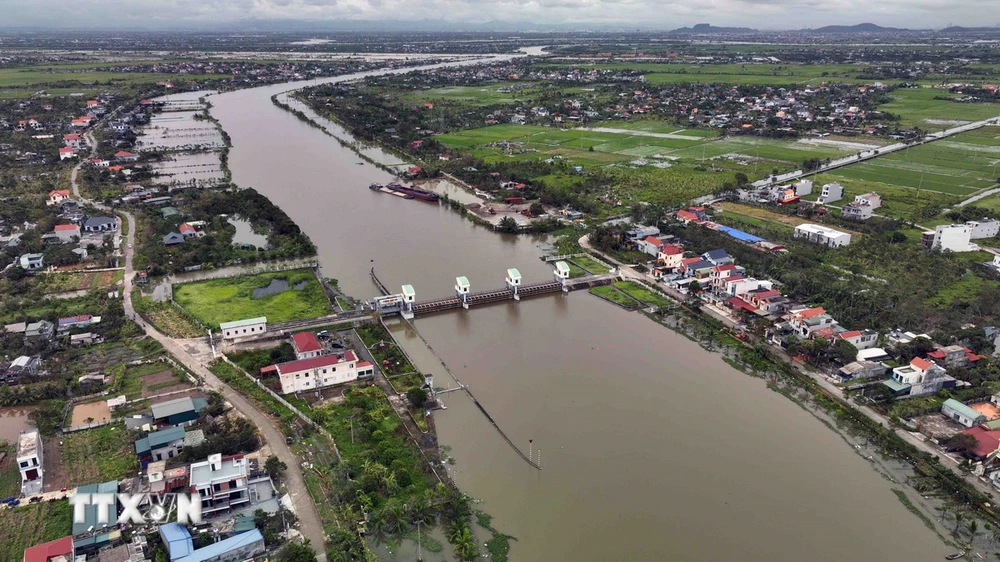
[726,297,757,312]
[114,151,133,157]
[357,361,373,369]
[911,357,933,371]
[681,257,701,266]
[275,351,358,374]
[752,289,782,300]
[964,426,1000,458]
[838,330,861,340]
[659,244,683,256]
[54,224,78,231]
[58,147,74,153]
[926,350,946,360]
[49,190,70,197]
[178,223,196,234]
[643,236,662,246]
[23,536,73,562]
[63,134,80,140]
[291,331,322,354]
[795,307,825,319]
[713,264,737,273]
[676,210,698,221]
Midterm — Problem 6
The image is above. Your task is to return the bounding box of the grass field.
[826,126,1000,197]
[589,285,639,307]
[437,122,857,177]
[802,173,960,222]
[61,423,137,487]
[569,255,612,274]
[0,501,73,562]
[402,82,535,105]
[612,281,672,306]
[538,62,866,85]
[173,269,330,329]
[879,88,1000,131]
[0,65,224,89]
[132,289,204,338]
[36,270,124,294]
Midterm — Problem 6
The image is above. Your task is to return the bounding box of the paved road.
[72,137,330,560]
[577,235,1000,501]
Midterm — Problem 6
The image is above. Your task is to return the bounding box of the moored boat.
[386,182,439,202]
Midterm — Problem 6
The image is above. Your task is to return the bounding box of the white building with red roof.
[47,190,71,206]
[291,331,323,360]
[656,243,684,269]
[63,133,81,149]
[58,147,76,161]
[273,351,374,394]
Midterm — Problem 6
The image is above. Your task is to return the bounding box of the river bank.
[209,54,957,562]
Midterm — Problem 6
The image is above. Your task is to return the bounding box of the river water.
[209,53,950,561]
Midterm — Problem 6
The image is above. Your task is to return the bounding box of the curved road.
[71,131,330,560]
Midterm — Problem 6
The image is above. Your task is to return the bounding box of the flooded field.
[69,401,111,427]
[228,217,269,248]
[149,152,224,189]
[138,90,225,190]
[0,406,37,442]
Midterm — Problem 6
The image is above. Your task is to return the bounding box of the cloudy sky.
[0,0,997,30]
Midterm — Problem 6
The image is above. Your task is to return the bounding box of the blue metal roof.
[160,523,193,560]
[716,226,764,243]
[175,529,264,562]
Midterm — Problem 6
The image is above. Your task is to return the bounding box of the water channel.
[208,52,951,560]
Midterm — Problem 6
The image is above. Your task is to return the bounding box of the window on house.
[214,483,222,492]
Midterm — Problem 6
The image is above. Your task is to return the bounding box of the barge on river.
[378,182,440,202]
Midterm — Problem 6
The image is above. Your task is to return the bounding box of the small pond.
[229,217,269,249]
[252,278,308,299]
[0,406,38,443]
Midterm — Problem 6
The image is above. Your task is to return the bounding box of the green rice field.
[826,126,1000,197]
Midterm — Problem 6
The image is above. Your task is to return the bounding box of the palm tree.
[451,527,479,562]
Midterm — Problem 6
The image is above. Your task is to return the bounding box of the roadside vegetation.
[0,501,73,562]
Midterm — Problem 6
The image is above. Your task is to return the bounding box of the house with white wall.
[794,224,851,247]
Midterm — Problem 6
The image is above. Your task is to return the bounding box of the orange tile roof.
[911,357,933,371]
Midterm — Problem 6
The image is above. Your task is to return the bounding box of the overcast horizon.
[0,0,998,32]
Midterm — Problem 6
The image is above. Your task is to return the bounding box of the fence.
[219,355,342,461]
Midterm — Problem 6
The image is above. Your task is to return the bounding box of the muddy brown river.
[209,53,950,561]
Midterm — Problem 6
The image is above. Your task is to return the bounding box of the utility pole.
[414,519,423,561]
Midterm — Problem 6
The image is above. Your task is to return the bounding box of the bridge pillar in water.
[553,261,571,291]
[455,276,470,309]
[401,284,415,320]
[505,268,522,301]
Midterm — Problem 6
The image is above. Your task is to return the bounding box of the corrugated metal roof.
[151,397,195,420]
[175,529,263,562]
[218,317,267,330]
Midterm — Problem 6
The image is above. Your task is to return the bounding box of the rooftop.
[218,317,267,330]
[796,223,850,237]
[174,529,263,562]
[18,430,39,458]
[275,351,359,375]
[291,331,322,354]
[943,399,985,422]
[190,455,246,486]
[151,397,198,420]
[23,536,74,562]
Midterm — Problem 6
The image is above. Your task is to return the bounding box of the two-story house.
[788,307,838,339]
[656,244,684,270]
[17,429,43,495]
[189,454,250,517]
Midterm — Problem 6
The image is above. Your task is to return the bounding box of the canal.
[209,54,951,561]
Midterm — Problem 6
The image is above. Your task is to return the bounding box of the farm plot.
[60,423,138,487]
[878,88,1000,131]
[827,127,1000,196]
[802,174,959,222]
[0,501,73,562]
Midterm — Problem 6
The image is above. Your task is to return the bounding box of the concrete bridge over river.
[369,261,619,318]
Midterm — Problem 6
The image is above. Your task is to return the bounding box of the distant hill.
[939,26,1000,33]
[810,23,908,33]
[669,23,757,34]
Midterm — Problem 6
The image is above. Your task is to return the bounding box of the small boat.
[386,182,439,202]
[946,552,966,560]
